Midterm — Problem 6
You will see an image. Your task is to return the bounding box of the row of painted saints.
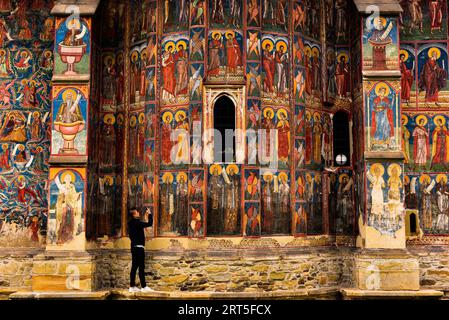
[405,173,449,233]
[400,46,448,107]
[402,114,449,171]
[161,0,288,30]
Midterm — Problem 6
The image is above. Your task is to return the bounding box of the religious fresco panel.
[364,81,401,152]
[190,0,206,26]
[207,164,241,236]
[362,16,399,71]
[405,173,449,235]
[303,40,322,108]
[98,113,116,171]
[48,168,86,247]
[51,85,88,157]
[261,0,288,33]
[328,170,355,236]
[366,162,404,236]
[243,202,261,237]
[244,169,260,201]
[402,113,449,172]
[260,34,289,106]
[325,0,349,45]
[246,0,261,28]
[189,63,204,102]
[246,62,261,97]
[101,0,126,48]
[190,28,205,62]
[304,171,323,235]
[209,0,243,29]
[163,0,190,33]
[399,0,447,41]
[54,16,91,76]
[333,48,352,109]
[207,30,244,82]
[160,108,190,170]
[161,34,190,106]
[417,43,448,108]
[189,169,205,203]
[260,170,291,236]
[399,44,416,108]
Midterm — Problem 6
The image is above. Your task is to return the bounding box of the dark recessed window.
[214,95,235,163]
[333,111,351,167]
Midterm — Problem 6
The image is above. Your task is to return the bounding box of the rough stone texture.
[0,249,41,291]
[409,247,449,292]
[93,248,355,293]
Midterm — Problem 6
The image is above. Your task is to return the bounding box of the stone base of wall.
[1,246,449,296]
[31,251,96,292]
[93,247,355,292]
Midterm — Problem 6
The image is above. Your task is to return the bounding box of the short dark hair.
[129,207,138,213]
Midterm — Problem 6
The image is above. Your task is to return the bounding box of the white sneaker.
[129,286,140,293]
[141,286,155,292]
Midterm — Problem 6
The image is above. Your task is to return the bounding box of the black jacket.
[128,216,153,247]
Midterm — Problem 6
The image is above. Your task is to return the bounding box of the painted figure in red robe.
[400,53,414,105]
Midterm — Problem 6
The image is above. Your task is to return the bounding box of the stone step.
[340,288,444,300]
[9,291,111,300]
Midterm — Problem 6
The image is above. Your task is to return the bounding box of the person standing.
[128,207,154,293]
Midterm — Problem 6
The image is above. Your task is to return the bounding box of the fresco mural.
[54,16,91,76]
[0,0,53,247]
[366,163,404,236]
[362,16,399,71]
[48,168,86,246]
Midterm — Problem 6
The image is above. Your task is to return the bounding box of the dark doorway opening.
[214,95,235,163]
[410,213,417,234]
[333,111,351,167]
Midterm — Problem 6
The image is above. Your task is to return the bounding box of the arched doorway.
[213,95,236,163]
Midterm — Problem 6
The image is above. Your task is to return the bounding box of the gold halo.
[104,176,113,185]
[314,174,321,183]
[225,31,235,39]
[277,108,288,120]
[104,113,116,125]
[67,17,81,29]
[130,175,137,185]
[401,114,408,125]
[339,173,350,183]
[400,49,409,61]
[17,144,25,151]
[175,110,187,122]
[164,41,175,53]
[32,111,40,118]
[61,89,77,101]
[44,50,52,58]
[262,39,274,51]
[263,107,275,119]
[130,115,137,127]
[18,175,26,182]
[138,112,145,124]
[209,164,223,175]
[117,53,124,63]
[278,172,288,183]
[337,52,349,62]
[263,172,274,182]
[312,47,320,56]
[297,176,304,185]
[138,175,144,184]
[313,112,321,122]
[176,172,188,183]
[176,40,187,51]
[60,170,76,183]
[162,172,174,184]
[415,115,428,126]
[36,146,43,152]
[387,163,402,176]
[374,16,387,28]
[131,50,139,62]
[434,115,446,126]
[226,164,239,175]
[276,40,287,53]
[1,144,7,150]
[305,110,311,121]
[436,174,448,184]
[370,163,385,176]
[428,47,441,59]
[306,173,313,182]
[404,175,410,184]
[104,55,115,65]
[304,46,312,57]
[375,82,390,96]
[419,174,431,184]
[0,49,6,56]
[162,111,173,123]
[211,31,222,39]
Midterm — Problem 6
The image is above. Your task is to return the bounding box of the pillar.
[31,0,100,292]
[352,0,420,291]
